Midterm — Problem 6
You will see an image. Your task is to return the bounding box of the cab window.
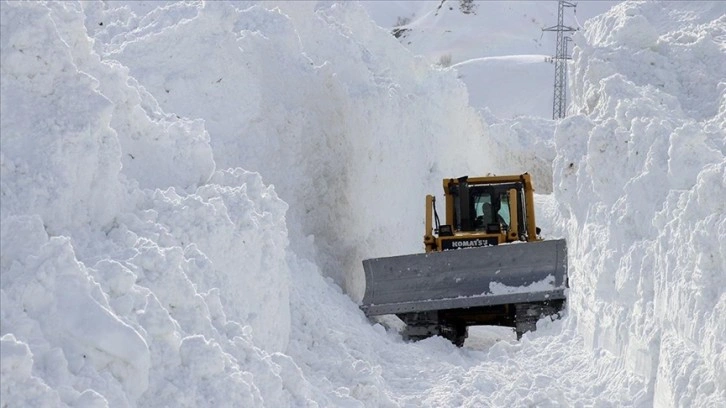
[473,194,493,230]
[498,193,511,226]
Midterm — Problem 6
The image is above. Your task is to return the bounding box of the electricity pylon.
[543,0,577,120]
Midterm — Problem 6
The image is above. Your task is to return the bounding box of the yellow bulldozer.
[360,173,568,346]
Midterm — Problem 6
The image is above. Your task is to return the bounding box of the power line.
[543,0,577,120]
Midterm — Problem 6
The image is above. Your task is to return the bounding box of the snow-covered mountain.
[361,0,616,119]
[1,1,723,407]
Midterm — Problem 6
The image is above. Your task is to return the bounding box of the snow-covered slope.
[361,0,616,119]
[1,1,724,407]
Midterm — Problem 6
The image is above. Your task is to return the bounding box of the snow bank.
[0,1,496,406]
[483,113,558,193]
[554,2,726,405]
[91,1,494,300]
[1,2,297,406]
[0,3,125,236]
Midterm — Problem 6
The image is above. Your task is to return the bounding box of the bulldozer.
[360,173,567,346]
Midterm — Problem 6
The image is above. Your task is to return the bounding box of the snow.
[488,274,557,295]
[554,3,726,405]
[364,0,615,120]
[1,1,724,407]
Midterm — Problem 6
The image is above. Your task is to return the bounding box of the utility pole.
[543,0,577,120]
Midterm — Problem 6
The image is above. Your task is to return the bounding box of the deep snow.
[1,1,724,407]
[361,0,615,119]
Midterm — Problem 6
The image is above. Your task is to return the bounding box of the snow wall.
[0,1,492,406]
[553,2,725,406]
[1,1,724,407]
[88,1,495,301]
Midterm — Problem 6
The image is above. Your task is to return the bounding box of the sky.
[1,1,724,407]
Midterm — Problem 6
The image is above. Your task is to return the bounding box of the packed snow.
[488,274,557,296]
[1,1,724,407]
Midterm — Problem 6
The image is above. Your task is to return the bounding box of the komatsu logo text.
[442,238,497,250]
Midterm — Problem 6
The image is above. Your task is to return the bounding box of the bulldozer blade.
[360,239,567,316]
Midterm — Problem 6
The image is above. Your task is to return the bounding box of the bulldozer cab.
[455,182,511,231]
[426,174,540,253]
